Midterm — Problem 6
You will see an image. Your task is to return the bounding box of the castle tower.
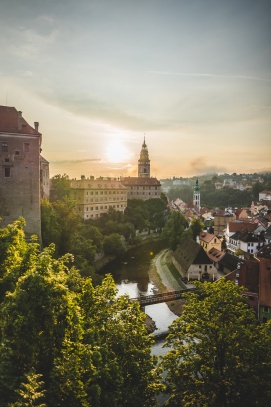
[193,178,201,210]
[138,137,150,178]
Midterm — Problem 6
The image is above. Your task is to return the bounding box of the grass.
[166,261,182,283]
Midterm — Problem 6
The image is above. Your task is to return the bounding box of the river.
[99,240,178,340]
[100,240,174,405]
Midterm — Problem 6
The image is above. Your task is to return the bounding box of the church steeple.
[193,178,200,210]
[138,137,150,177]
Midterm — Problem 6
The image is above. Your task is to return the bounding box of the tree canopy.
[161,279,271,407]
[162,211,189,250]
[0,220,160,407]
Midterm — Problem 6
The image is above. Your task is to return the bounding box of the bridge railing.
[129,287,197,305]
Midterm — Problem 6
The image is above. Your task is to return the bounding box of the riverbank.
[148,249,190,317]
[94,234,165,271]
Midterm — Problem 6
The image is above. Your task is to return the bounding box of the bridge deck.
[129,288,197,306]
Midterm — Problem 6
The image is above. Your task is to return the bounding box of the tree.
[50,275,160,407]
[50,174,71,201]
[189,217,204,240]
[41,198,82,256]
[161,280,271,407]
[0,220,160,406]
[162,211,188,250]
[10,371,46,407]
[103,233,126,257]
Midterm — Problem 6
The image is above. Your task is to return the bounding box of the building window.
[23,143,30,152]
[5,158,9,162]
[264,306,269,313]
[4,167,11,177]
[2,142,8,152]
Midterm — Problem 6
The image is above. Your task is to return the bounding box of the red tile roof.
[199,232,218,243]
[207,247,225,262]
[228,220,258,233]
[0,106,40,135]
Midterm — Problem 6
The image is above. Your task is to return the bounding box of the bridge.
[129,287,197,307]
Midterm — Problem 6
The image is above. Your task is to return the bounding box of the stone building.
[0,106,43,239]
[70,177,127,219]
[121,138,161,200]
[172,238,217,281]
[213,208,236,237]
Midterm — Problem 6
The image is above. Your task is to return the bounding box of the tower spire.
[193,177,201,210]
[138,136,150,177]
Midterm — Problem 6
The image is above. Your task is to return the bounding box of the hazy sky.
[1,0,270,179]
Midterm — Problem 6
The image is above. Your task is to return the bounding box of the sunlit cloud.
[50,158,102,164]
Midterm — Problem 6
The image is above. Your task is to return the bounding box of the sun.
[105,140,130,163]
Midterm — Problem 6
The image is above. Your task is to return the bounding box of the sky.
[1,0,270,179]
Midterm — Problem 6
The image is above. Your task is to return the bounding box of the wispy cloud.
[148,71,271,82]
[188,157,227,175]
[51,158,102,164]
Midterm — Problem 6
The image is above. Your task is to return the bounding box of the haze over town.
[1,0,270,179]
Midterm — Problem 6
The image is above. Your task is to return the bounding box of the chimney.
[18,111,22,131]
[34,122,39,132]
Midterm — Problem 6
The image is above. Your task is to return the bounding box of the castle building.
[121,138,161,200]
[0,106,44,239]
[193,178,200,210]
[70,177,127,219]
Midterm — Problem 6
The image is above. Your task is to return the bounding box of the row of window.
[130,186,158,190]
[130,192,158,196]
[74,190,126,196]
[77,197,127,202]
[2,142,30,153]
[79,204,125,212]
[86,190,125,195]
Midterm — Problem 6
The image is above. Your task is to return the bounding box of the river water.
[99,240,178,341]
[100,240,174,405]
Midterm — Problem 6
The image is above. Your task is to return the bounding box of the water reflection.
[100,241,178,336]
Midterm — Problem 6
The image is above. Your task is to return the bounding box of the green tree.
[124,199,148,231]
[144,198,168,233]
[41,198,82,256]
[161,280,271,407]
[51,275,160,407]
[0,221,160,406]
[50,174,71,201]
[10,371,46,407]
[103,233,126,257]
[162,211,188,250]
[189,217,204,240]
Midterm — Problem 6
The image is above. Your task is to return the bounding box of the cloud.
[41,91,160,132]
[148,71,271,82]
[51,158,102,164]
[188,157,227,175]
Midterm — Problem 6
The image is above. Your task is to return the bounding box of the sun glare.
[105,140,131,163]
